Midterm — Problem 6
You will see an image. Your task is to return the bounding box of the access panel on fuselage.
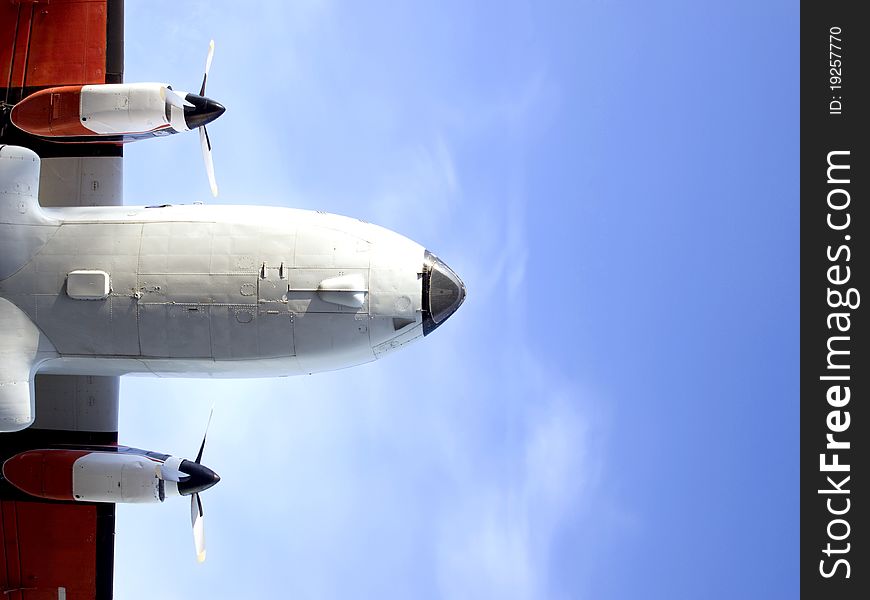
[253,263,296,358]
[0,222,141,356]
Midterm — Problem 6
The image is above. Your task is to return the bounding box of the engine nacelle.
[10,83,224,142]
[2,448,182,503]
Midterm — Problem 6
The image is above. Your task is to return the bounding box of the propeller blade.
[162,87,194,109]
[199,126,218,197]
[191,493,206,563]
[195,406,215,464]
[200,39,215,96]
[160,463,190,482]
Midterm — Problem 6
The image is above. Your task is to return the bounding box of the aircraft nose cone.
[177,459,221,496]
[183,94,226,129]
[422,250,466,336]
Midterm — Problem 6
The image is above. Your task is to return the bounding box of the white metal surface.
[1,205,427,373]
[67,270,111,300]
[30,374,119,432]
[0,298,43,430]
[80,83,173,135]
[317,273,367,308]
[167,90,190,132]
[72,453,162,503]
[0,146,58,280]
[38,157,124,208]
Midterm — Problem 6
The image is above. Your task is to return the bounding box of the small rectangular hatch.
[67,270,111,300]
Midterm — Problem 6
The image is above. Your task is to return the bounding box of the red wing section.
[0,0,123,157]
[0,384,120,600]
[1,0,123,98]
[1,5,124,596]
[1,500,114,600]
[2,0,107,93]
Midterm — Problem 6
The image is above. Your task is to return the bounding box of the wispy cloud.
[428,344,603,600]
[369,133,460,240]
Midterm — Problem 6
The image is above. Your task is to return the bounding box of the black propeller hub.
[177,459,221,496]
[183,94,226,130]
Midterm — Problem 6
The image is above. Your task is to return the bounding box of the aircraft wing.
[1,0,124,207]
[0,376,118,600]
[0,500,116,600]
[1,2,124,598]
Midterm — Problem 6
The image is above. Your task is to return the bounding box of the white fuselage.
[1,145,464,432]
[0,204,427,378]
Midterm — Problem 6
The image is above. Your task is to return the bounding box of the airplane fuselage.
[0,204,442,377]
[0,144,465,432]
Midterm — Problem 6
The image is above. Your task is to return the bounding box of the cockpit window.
[422,251,466,335]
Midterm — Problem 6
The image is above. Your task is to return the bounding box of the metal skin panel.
[31,374,119,433]
[0,146,58,280]
[210,306,264,360]
[368,226,424,319]
[293,312,375,374]
[3,221,142,356]
[369,267,420,318]
[210,221,297,271]
[38,156,124,208]
[0,298,42,431]
[139,303,212,358]
[372,321,425,359]
[72,453,161,503]
[256,307,295,359]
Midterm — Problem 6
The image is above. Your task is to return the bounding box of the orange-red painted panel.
[0,6,13,86]
[26,1,107,87]
[10,86,92,136]
[1,1,107,91]
[0,3,25,89]
[3,450,89,501]
[1,500,99,599]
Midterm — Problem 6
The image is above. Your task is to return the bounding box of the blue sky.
[115,1,798,598]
